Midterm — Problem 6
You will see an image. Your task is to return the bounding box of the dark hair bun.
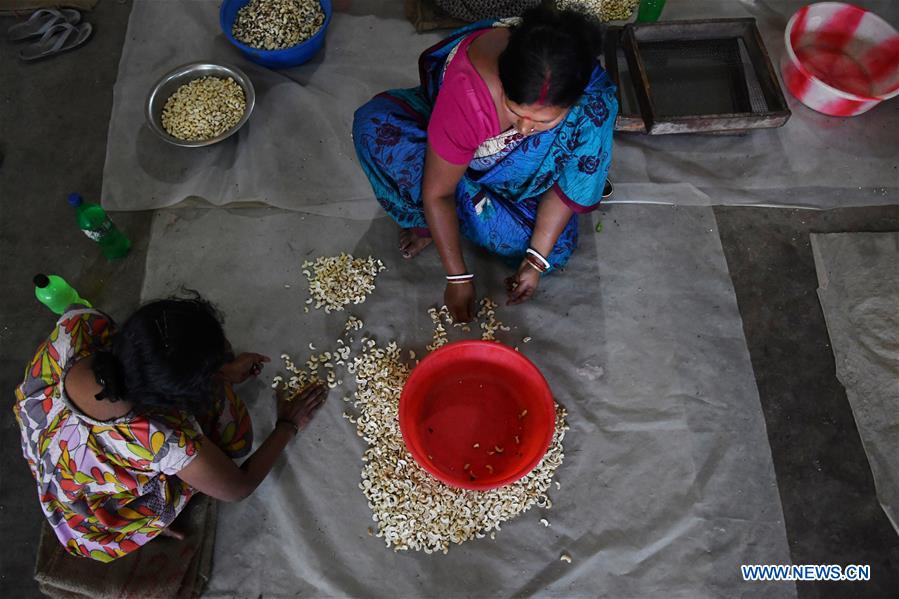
[499,6,601,107]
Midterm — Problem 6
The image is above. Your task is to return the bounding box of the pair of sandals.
[7,8,93,61]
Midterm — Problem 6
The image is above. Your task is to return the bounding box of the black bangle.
[276,419,299,436]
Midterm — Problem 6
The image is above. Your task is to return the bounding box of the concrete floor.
[0,3,150,596]
[715,206,899,598]
[1,2,897,597]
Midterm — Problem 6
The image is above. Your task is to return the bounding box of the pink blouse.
[427,30,501,165]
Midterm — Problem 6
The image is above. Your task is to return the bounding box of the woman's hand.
[177,382,330,503]
[219,353,270,385]
[277,383,329,432]
[445,282,476,323]
[506,261,541,306]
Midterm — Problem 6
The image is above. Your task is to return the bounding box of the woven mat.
[34,495,217,599]
[0,0,97,15]
[404,0,467,32]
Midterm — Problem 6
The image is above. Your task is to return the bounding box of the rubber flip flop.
[19,22,92,62]
[7,8,80,42]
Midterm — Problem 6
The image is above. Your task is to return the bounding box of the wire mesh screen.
[738,38,770,114]
[638,37,770,117]
[614,47,641,115]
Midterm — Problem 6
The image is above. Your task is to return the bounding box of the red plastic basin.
[399,340,556,491]
[782,3,899,116]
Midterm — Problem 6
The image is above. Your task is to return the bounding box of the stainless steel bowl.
[145,62,255,148]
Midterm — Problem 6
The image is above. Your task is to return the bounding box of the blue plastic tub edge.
[220,0,333,69]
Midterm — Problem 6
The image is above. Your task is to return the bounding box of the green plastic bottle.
[34,274,91,315]
[636,0,666,22]
[68,193,131,260]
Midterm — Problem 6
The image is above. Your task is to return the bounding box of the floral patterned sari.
[353,20,618,269]
[13,308,253,561]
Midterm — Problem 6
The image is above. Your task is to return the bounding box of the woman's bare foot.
[399,229,433,259]
[160,525,186,541]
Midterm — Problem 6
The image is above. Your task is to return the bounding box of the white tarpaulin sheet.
[101,0,899,214]
[102,0,438,219]
[811,232,899,534]
[610,0,899,208]
[140,204,795,597]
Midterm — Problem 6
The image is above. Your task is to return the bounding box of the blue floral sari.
[353,20,617,269]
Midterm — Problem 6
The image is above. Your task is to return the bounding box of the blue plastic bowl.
[220,0,332,69]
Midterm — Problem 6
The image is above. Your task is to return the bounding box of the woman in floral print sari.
[14,296,328,562]
[353,6,617,322]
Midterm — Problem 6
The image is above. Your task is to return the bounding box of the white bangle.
[446,273,474,281]
[526,248,551,270]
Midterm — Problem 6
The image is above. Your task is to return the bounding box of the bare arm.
[531,187,574,257]
[422,145,477,321]
[507,188,574,305]
[422,144,469,276]
[176,384,329,502]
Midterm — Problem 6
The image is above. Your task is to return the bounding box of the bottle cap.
[67,193,83,207]
[34,274,50,288]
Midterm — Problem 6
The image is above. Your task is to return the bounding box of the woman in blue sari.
[353,7,617,322]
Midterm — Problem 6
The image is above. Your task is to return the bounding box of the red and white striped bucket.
[782,2,899,117]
